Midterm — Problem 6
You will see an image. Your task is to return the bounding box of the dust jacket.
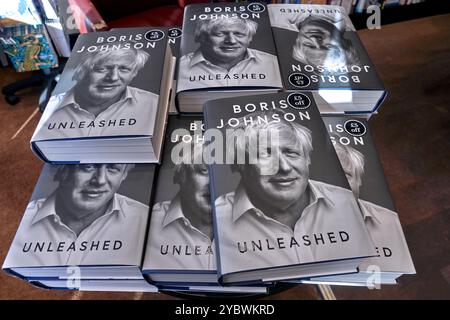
[3,163,156,282]
[176,2,282,113]
[203,92,376,284]
[30,27,173,164]
[309,115,416,285]
[268,4,386,114]
[142,116,216,284]
[141,116,268,293]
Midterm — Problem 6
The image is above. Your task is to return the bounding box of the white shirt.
[214,180,375,275]
[143,194,215,271]
[32,86,159,141]
[3,193,149,268]
[177,48,282,92]
[358,199,416,274]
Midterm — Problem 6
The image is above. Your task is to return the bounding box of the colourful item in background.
[0,0,58,72]
[0,25,58,72]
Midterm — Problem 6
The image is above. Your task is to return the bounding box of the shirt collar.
[231,183,255,223]
[31,192,124,226]
[189,48,257,69]
[358,199,382,225]
[308,179,335,207]
[162,194,186,228]
[31,193,58,225]
[123,86,137,103]
[110,193,126,219]
[57,90,77,110]
[232,179,335,223]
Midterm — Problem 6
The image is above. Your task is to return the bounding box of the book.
[303,115,416,285]
[203,92,376,284]
[30,27,173,164]
[268,4,387,114]
[3,163,156,282]
[176,2,283,113]
[142,116,216,285]
[141,116,268,294]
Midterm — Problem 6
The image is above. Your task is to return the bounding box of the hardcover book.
[30,27,173,164]
[304,116,416,285]
[203,92,376,284]
[142,116,216,284]
[142,116,268,294]
[268,4,386,114]
[3,163,156,282]
[176,2,283,113]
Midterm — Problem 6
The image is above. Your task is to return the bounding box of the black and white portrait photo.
[3,164,151,268]
[144,128,215,271]
[268,5,360,73]
[333,142,415,272]
[212,110,374,274]
[33,43,160,141]
[177,16,282,91]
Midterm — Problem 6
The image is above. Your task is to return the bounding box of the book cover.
[177,2,282,93]
[268,4,386,114]
[30,27,172,164]
[323,116,416,276]
[3,163,155,279]
[143,116,216,281]
[204,92,376,284]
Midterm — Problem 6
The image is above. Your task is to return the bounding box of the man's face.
[81,52,137,104]
[58,164,129,217]
[240,127,310,210]
[200,21,253,64]
[337,156,361,198]
[180,164,211,216]
[297,19,345,68]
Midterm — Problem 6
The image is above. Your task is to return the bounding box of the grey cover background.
[181,3,277,57]
[322,116,396,211]
[53,28,167,95]
[272,27,383,90]
[152,116,203,203]
[30,164,155,206]
[204,92,351,197]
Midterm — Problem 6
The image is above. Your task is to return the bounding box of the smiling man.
[178,17,281,90]
[34,46,159,140]
[214,112,372,273]
[3,164,150,266]
[145,141,215,270]
[333,142,415,271]
[291,15,359,72]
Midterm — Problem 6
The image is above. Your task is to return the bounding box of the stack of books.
[30,27,173,164]
[3,2,414,296]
